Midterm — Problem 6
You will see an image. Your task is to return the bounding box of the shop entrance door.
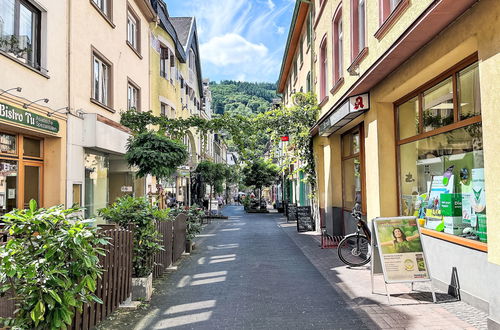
[23,162,42,209]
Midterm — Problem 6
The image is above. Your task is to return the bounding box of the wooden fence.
[153,220,173,278]
[0,227,133,330]
[173,214,188,263]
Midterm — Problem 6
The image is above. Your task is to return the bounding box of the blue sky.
[165,0,295,83]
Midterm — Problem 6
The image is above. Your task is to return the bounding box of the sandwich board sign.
[370,216,436,304]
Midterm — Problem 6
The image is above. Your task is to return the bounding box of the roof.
[170,17,194,47]
[276,1,310,93]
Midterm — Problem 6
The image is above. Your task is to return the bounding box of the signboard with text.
[373,217,430,283]
[0,102,59,133]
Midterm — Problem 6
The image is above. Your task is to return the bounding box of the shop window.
[397,57,485,245]
[23,137,41,157]
[0,133,17,154]
[84,152,109,219]
[92,50,112,108]
[342,126,364,212]
[127,6,140,53]
[422,77,453,132]
[0,0,41,70]
[0,159,18,214]
[458,62,481,120]
[397,97,419,140]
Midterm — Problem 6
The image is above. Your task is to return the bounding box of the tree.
[242,159,279,208]
[195,161,228,214]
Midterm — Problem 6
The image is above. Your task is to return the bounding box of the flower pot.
[131,273,153,301]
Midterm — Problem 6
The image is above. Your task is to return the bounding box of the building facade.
[0,0,68,213]
[279,0,500,325]
[66,0,155,218]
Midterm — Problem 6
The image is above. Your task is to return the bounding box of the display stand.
[370,217,436,305]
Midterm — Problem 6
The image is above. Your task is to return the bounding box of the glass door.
[0,160,18,215]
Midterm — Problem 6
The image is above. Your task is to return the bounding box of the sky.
[165,0,295,83]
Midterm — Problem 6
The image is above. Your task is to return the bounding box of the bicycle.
[337,203,372,267]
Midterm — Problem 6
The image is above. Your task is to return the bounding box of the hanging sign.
[373,217,430,283]
[280,136,289,142]
[0,102,59,133]
[349,93,370,112]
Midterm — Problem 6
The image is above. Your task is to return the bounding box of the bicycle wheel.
[337,234,371,267]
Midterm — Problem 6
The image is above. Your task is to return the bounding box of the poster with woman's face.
[374,217,430,283]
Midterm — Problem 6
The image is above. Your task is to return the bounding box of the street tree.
[242,159,279,208]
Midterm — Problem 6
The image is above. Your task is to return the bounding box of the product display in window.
[399,123,486,242]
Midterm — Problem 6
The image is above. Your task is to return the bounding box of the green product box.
[477,214,487,243]
[440,193,462,216]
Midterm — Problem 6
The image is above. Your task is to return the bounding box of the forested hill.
[210,81,278,115]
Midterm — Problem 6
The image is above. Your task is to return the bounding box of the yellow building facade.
[149,1,205,205]
[280,0,500,325]
[0,0,68,212]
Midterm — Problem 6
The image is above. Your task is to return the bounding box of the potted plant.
[242,159,279,213]
[0,201,109,329]
[99,196,162,302]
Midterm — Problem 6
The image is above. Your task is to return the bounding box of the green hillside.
[210,81,278,115]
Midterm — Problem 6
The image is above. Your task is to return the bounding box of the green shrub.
[0,200,109,329]
[170,205,204,241]
[98,196,162,278]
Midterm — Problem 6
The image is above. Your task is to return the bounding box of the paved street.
[99,206,487,329]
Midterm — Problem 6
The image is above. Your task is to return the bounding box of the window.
[92,51,111,107]
[319,37,328,101]
[160,46,169,79]
[127,7,140,52]
[293,56,298,82]
[299,35,304,64]
[342,126,364,212]
[127,81,139,111]
[189,49,196,83]
[91,0,111,20]
[397,59,485,244]
[0,0,41,70]
[351,0,366,60]
[333,6,343,83]
[380,0,402,23]
[306,72,311,93]
[306,16,311,46]
[84,152,109,219]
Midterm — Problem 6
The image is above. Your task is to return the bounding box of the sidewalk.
[276,214,488,330]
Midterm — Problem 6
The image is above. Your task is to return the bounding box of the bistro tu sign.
[0,102,59,133]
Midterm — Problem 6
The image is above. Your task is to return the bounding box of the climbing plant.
[120,92,319,190]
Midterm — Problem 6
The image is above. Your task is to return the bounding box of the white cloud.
[200,33,268,67]
[267,0,276,10]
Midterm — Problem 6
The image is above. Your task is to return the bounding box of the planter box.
[131,273,153,301]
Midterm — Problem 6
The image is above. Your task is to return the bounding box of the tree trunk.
[259,187,262,209]
[209,184,213,215]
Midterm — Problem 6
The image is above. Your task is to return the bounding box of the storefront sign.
[0,102,59,133]
[373,217,430,283]
[120,186,133,193]
[319,93,370,136]
[280,136,289,142]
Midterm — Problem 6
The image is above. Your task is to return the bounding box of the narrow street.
[100,206,366,329]
[99,206,487,330]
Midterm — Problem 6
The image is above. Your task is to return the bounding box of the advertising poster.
[374,217,430,283]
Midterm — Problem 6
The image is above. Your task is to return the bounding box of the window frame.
[319,35,328,102]
[91,47,114,111]
[0,0,42,71]
[160,45,169,79]
[375,0,409,40]
[341,124,366,214]
[126,4,141,57]
[395,54,485,251]
[127,78,140,111]
[331,4,343,92]
[90,0,114,27]
[350,0,367,61]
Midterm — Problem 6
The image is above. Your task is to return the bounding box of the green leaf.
[29,199,37,213]
[30,300,45,325]
[48,289,62,304]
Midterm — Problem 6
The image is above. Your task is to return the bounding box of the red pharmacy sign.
[281,136,289,141]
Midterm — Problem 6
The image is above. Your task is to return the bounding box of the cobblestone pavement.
[98,206,488,329]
